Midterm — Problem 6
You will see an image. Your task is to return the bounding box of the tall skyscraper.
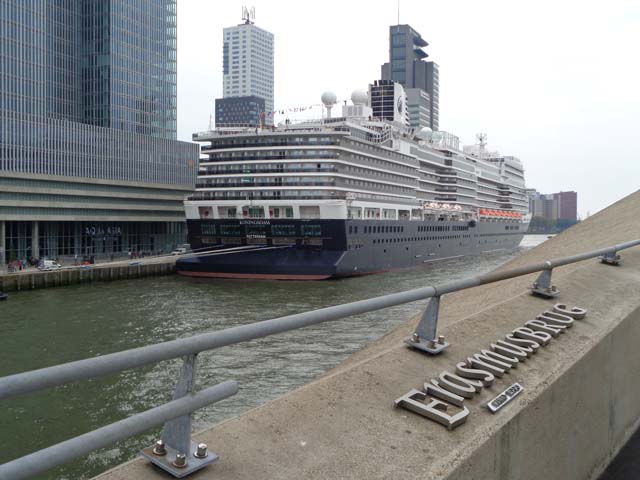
[0,0,197,266]
[381,24,439,131]
[216,10,274,127]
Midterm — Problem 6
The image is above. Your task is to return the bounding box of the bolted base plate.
[404,337,450,355]
[529,285,560,299]
[141,440,219,478]
[599,255,621,266]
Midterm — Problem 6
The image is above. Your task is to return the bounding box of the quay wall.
[89,189,640,479]
[0,260,176,292]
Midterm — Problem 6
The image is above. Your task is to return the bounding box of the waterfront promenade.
[94,190,640,479]
[0,255,177,292]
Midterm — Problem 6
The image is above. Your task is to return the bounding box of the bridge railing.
[0,239,638,479]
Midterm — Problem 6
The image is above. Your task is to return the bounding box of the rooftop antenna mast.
[397,0,400,24]
[476,132,487,159]
[242,6,255,25]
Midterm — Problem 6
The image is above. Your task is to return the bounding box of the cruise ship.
[177,90,530,280]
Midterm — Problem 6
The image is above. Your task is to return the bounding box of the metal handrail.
[1,240,639,400]
[0,381,238,480]
[0,238,639,479]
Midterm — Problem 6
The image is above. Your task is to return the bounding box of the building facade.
[218,16,274,126]
[381,24,439,131]
[215,95,265,127]
[528,190,578,221]
[0,0,198,266]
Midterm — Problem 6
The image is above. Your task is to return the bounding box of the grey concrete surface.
[93,190,640,480]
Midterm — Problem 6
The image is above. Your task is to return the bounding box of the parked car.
[170,247,188,255]
[38,260,62,271]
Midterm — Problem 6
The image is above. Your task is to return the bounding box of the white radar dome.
[321,91,337,106]
[415,126,433,140]
[351,90,368,105]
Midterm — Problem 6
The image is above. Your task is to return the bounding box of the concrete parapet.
[88,190,640,479]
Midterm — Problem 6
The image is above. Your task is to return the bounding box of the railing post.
[404,295,450,354]
[529,261,560,298]
[599,249,622,266]
[140,354,220,477]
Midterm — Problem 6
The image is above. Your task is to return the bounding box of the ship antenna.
[476,132,487,158]
[397,0,400,24]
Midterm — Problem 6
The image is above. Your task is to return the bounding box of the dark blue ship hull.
[177,218,527,280]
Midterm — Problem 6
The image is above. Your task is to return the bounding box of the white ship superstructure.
[186,91,528,225]
[179,90,529,280]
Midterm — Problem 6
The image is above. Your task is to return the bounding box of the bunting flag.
[262,97,351,117]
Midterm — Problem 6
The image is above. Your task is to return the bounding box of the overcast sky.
[177,0,639,218]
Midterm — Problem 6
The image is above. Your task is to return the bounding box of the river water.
[0,235,547,479]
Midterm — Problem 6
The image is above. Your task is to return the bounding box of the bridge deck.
[95,191,640,480]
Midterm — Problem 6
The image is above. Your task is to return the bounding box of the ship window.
[271,225,296,236]
[349,226,353,234]
[301,225,321,236]
[220,224,242,236]
[201,223,216,235]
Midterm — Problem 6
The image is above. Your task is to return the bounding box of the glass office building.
[217,18,274,125]
[215,95,265,127]
[0,1,198,266]
[380,24,439,131]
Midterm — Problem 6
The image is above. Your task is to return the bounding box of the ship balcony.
[202,152,339,161]
[196,181,337,189]
[200,167,339,176]
[205,139,340,150]
[435,196,457,202]
[435,187,457,192]
[189,192,345,201]
[439,179,458,184]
